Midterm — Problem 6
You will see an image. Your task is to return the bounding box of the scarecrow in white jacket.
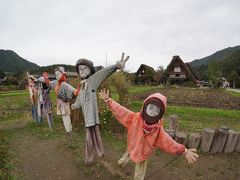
[50,67,80,140]
[36,72,53,131]
[71,52,129,163]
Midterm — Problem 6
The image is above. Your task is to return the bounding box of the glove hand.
[99,88,110,103]
[184,148,199,164]
[116,52,130,70]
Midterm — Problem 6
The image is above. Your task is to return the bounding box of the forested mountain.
[0,50,39,73]
[29,64,75,74]
[190,46,240,67]
[190,46,240,87]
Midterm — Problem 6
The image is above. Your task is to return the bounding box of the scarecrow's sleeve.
[49,80,57,89]
[107,99,135,128]
[72,90,81,109]
[155,127,185,155]
[91,64,118,89]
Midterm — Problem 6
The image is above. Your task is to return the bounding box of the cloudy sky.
[0,0,239,72]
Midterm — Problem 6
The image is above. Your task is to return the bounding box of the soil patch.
[14,135,120,180]
[15,136,87,180]
[133,88,240,110]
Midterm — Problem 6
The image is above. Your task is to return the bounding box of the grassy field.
[0,86,240,179]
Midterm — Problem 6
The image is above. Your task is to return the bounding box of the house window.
[174,67,181,73]
[175,74,180,77]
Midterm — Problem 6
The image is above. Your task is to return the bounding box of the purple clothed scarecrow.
[36,72,53,131]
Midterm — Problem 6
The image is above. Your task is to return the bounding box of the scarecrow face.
[78,65,91,79]
[55,71,62,80]
[146,104,161,117]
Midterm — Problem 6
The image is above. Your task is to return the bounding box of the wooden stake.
[187,132,201,149]
[210,129,228,153]
[200,128,214,152]
[235,135,240,152]
[168,114,178,132]
[174,131,187,145]
[223,130,239,153]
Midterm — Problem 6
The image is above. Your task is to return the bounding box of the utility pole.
[105,52,108,67]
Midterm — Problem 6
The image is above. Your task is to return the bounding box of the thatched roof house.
[135,64,156,84]
[166,56,199,84]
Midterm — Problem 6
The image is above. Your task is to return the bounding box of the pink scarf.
[142,120,158,134]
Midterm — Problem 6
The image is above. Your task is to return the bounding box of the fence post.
[223,130,239,153]
[168,114,178,132]
[235,135,240,152]
[165,114,178,138]
[187,132,201,149]
[200,128,214,152]
[175,132,187,145]
[210,128,228,153]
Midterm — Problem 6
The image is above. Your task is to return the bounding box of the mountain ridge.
[190,45,240,67]
[0,49,39,73]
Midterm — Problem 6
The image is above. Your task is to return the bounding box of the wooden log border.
[170,128,239,153]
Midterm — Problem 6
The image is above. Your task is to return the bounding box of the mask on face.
[146,104,161,117]
[75,58,95,79]
[78,65,91,79]
[142,98,165,125]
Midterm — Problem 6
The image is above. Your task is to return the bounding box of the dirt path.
[15,136,88,180]
[14,134,125,180]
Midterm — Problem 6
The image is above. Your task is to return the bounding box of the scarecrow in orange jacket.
[99,89,198,180]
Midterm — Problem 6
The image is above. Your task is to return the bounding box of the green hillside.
[0,50,39,73]
[190,46,240,87]
[190,45,240,67]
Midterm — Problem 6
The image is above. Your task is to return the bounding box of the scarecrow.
[50,66,80,140]
[71,52,129,163]
[36,72,53,131]
[27,72,39,122]
[99,89,198,180]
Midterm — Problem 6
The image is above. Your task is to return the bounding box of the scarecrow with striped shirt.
[71,52,129,164]
[99,89,199,180]
[50,66,80,141]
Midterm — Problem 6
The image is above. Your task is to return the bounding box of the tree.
[155,66,165,84]
[207,61,223,87]
[0,68,5,79]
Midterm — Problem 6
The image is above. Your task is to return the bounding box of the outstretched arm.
[91,52,130,89]
[155,127,198,164]
[99,89,135,128]
[155,127,186,155]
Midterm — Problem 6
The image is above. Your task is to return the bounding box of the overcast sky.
[0,0,239,72]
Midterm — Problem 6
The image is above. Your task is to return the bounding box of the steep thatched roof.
[136,64,155,75]
[166,56,199,82]
[166,56,186,73]
[185,63,200,81]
